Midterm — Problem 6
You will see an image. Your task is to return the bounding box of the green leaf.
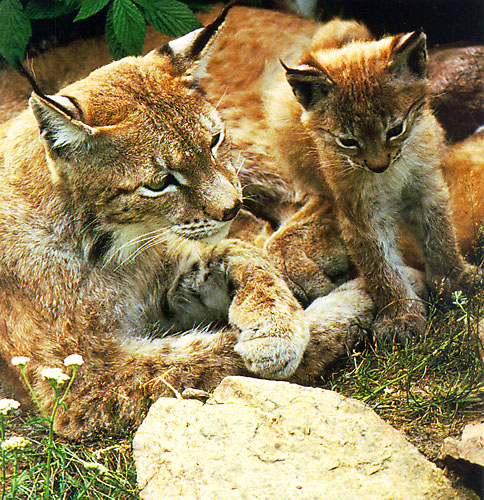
[108,0,146,57]
[74,0,111,21]
[0,0,31,66]
[25,0,78,20]
[138,0,202,38]
[105,5,128,59]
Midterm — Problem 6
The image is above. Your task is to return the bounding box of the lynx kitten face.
[285,31,427,175]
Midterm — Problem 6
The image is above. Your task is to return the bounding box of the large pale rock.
[133,376,465,499]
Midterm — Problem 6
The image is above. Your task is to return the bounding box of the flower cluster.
[0,399,20,416]
[11,356,30,368]
[41,368,71,385]
[1,435,29,451]
[63,354,84,367]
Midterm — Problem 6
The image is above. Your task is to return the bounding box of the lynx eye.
[386,121,406,141]
[210,129,224,157]
[336,136,360,149]
[138,173,180,198]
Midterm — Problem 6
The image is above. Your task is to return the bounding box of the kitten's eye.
[138,174,179,197]
[337,136,360,149]
[386,121,405,141]
[210,130,224,157]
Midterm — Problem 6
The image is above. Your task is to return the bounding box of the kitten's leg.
[199,239,310,379]
[264,197,351,306]
[338,213,427,343]
[402,173,483,299]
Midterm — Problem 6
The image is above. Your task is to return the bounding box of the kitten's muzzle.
[364,156,391,174]
[368,164,390,173]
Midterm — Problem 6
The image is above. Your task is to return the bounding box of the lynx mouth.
[368,164,390,174]
[171,220,231,244]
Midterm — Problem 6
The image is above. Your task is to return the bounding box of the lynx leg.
[264,197,351,306]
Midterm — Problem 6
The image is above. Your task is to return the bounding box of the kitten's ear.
[153,1,236,80]
[283,62,334,110]
[388,30,427,79]
[30,93,96,158]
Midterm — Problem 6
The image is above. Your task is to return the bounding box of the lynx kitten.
[267,27,482,342]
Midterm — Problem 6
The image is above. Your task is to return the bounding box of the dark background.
[26,0,483,54]
[329,0,483,47]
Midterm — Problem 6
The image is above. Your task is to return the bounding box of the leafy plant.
[1,355,139,499]
[0,0,203,66]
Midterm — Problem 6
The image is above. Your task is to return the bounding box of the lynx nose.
[365,157,390,174]
[221,200,242,221]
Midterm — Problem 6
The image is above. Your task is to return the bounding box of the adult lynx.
[0,6,377,439]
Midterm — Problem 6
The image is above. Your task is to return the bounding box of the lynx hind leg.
[264,198,351,306]
[291,278,374,384]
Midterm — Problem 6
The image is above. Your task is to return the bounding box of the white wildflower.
[1,435,29,451]
[82,461,109,475]
[63,354,84,367]
[11,356,30,367]
[41,368,70,385]
[0,399,20,416]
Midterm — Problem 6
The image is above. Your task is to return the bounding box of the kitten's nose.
[365,155,391,173]
[221,200,242,221]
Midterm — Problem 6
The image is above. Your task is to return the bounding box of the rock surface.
[441,423,484,467]
[133,376,466,499]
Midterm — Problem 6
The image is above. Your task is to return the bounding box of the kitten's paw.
[234,321,309,379]
[373,309,427,346]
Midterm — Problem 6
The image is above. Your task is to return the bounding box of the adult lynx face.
[29,23,242,265]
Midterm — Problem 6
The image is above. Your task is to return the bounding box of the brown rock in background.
[428,46,484,143]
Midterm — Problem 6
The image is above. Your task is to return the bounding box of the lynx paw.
[234,322,309,379]
[373,309,427,346]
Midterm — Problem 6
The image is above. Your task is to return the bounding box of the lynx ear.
[154,1,236,80]
[388,30,427,79]
[283,62,334,110]
[30,92,96,157]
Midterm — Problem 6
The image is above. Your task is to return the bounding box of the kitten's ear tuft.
[388,30,427,79]
[283,61,334,110]
[30,92,95,157]
[154,1,237,80]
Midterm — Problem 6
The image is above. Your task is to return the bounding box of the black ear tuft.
[154,1,238,79]
[388,30,427,79]
[188,0,237,61]
[282,61,334,110]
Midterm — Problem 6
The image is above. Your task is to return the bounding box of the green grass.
[1,290,482,498]
[323,290,484,460]
[1,413,138,499]
[1,360,139,500]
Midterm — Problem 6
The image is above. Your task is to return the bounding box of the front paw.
[373,306,427,346]
[234,320,309,379]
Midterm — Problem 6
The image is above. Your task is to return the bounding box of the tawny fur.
[264,25,483,342]
[0,5,481,437]
[0,7,381,439]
